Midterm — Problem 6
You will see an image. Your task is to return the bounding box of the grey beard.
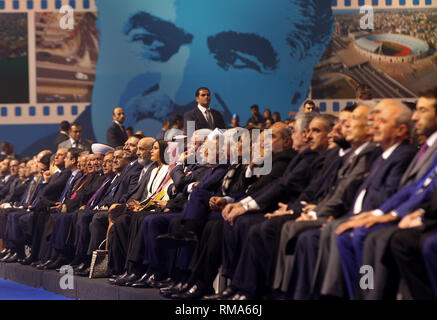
[138,157,151,166]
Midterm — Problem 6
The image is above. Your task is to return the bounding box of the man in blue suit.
[389,188,437,300]
[336,88,437,299]
[281,100,416,299]
[384,87,437,300]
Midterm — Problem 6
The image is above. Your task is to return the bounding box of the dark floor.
[0,261,167,300]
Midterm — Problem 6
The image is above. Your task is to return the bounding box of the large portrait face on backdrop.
[91,0,333,142]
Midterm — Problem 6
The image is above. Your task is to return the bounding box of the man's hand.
[222,202,246,226]
[264,202,292,219]
[398,209,424,229]
[296,212,316,222]
[222,203,240,220]
[151,200,168,210]
[50,202,62,210]
[302,203,317,214]
[192,182,199,189]
[320,216,335,230]
[43,170,52,183]
[209,196,227,211]
[335,211,376,233]
[127,200,140,211]
[350,210,373,221]
[336,212,398,234]
[336,216,370,234]
[61,204,67,214]
[362,213,398,229]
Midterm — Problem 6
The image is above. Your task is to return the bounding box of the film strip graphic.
[0,0,97,11]
[313,98,418,113]
[0,0,433,12]
[332,0,435,9]
[0,0,96,124]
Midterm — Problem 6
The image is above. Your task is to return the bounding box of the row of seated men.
[0,87,436,301]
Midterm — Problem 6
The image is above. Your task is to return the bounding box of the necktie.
[347,152,357,165]
[59,173,76,203]
[108,176,121,198]
[30,180,45,207]
[314,155,344,200]
[23,179,37,205]
[87,177,111,207]
[222,165,238,196]
[70,176,88,200]
[205,109,214,129]
[355,156,385,196]
[416,142,429,164]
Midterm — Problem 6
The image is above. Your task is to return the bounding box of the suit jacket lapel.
[194,108,209,129]
[401,143,437,187]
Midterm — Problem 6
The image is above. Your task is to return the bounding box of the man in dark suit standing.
[106,107,128,147]
[54,121,70,150]
[183,87,226,134]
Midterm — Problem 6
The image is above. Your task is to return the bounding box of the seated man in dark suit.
[107,130,212,284]
[210,112,328,300]
[106,107,128,147]
[1,149,71,263]
[110,130,228,286]
[0,160,29,207]
[281,100,415,300]
[335,88,437,300]
[66,149,127,275]
[166,122,296,299]
[37,148,112,270]
[0,158,18,201]
[81,136,143,272]
[183,87,226,134]
[0,160,32,256]
[389,189,437,300]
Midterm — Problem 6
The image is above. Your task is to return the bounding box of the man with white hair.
[110,129,229,286]
[283,100,416,300]
[119,128,248,288]
[335,88,437,299]
[108,131,213,285]
[168,121,297,300]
